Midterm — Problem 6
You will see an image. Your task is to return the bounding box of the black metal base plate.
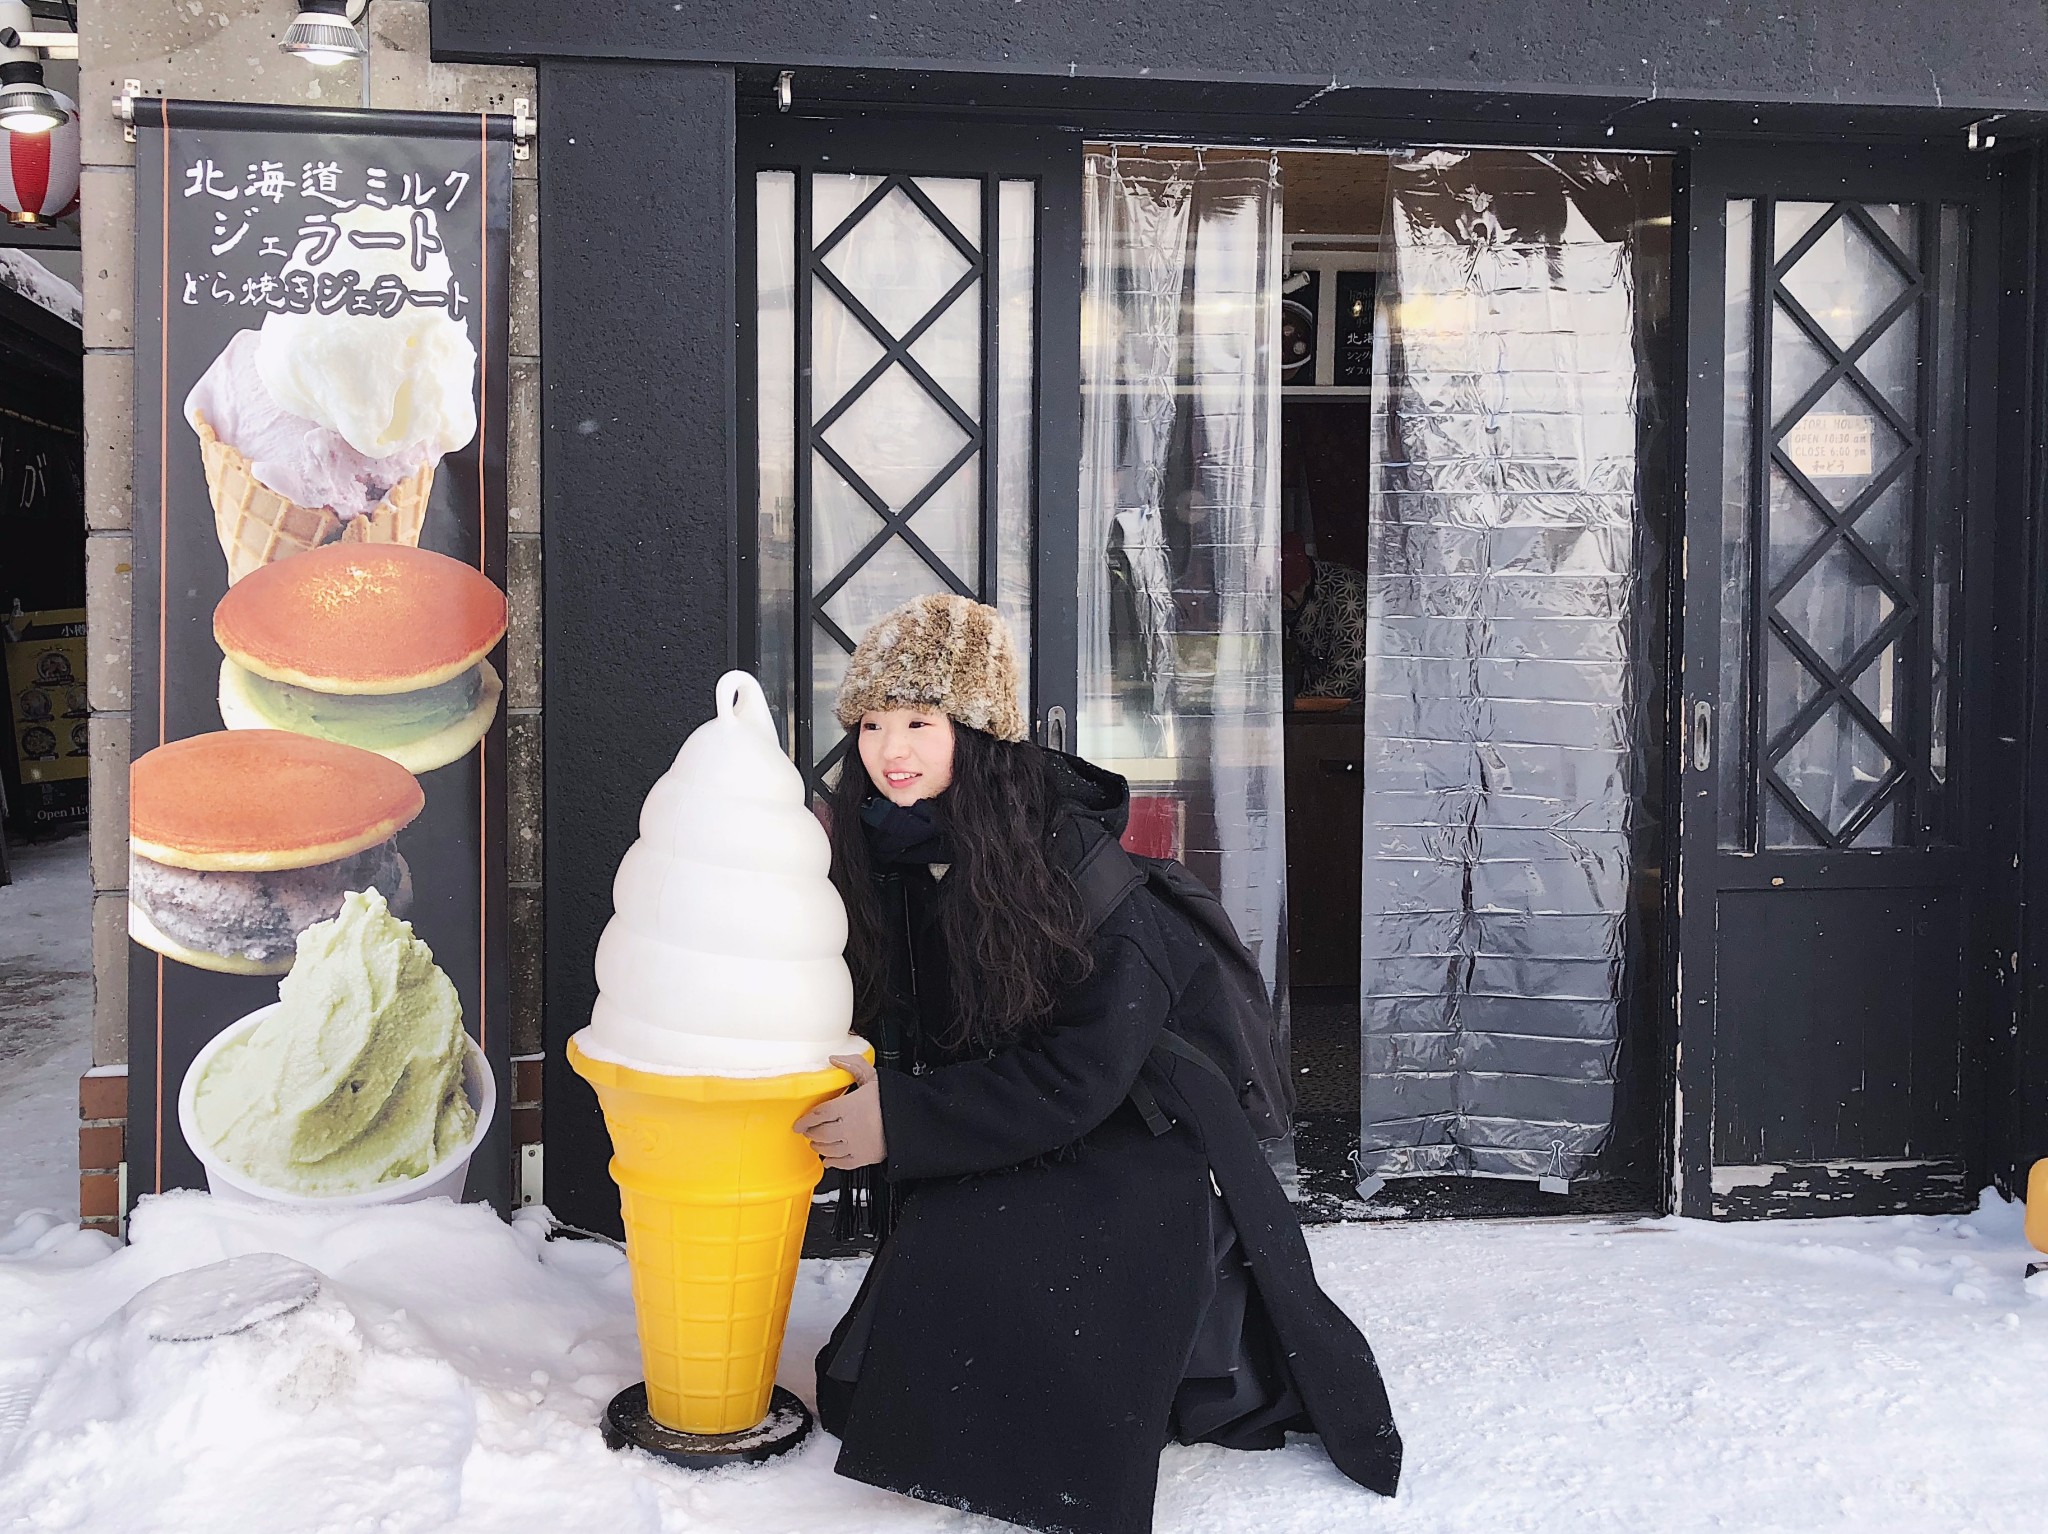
[600,1383,812,1469]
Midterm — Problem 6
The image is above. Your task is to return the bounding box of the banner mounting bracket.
[115,79,152,144]
[513,97,533,160]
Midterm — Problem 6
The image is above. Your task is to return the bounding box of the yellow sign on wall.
[3,607,88,783]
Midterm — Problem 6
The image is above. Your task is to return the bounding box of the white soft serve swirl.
[255,204,479,462]
[575,671,859,1076]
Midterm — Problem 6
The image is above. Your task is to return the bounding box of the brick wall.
[76,0,543,1234]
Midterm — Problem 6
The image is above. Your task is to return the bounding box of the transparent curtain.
[1076,147,1288,994]
[1358,151,1654,1187]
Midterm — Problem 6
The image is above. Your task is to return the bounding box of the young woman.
[794,594,1401,1534]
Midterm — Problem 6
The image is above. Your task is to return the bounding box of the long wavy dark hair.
[828,725,1094,1054]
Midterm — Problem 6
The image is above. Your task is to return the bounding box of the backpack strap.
[1066,828,1147,936]
[1152,1027,1236,1092]
[1127,1031,1238,1138]
[1128,1076,1173,1136]
[1059,829,1246,1136]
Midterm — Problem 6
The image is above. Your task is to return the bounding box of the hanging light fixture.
[0,61,63,135]
[282,0,369,67]
[0,86,79,226]
[0,1,72,136]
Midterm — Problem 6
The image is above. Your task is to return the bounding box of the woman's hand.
[794,1055,888,1170]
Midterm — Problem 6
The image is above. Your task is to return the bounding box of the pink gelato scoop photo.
[188,331,437,523]
[184,204,480,585]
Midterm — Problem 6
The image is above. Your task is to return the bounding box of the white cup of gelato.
[178,1002,497,1209]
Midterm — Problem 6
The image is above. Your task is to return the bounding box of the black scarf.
[858,792,955,865]
[837,792,953,1246]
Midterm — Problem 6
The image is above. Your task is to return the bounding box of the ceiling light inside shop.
[283,0,370,67]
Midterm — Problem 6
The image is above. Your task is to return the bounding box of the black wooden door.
[1673,146,2001,1217]
[737,118,1081,786]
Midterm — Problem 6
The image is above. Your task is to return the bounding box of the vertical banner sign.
[129,102,512,1212]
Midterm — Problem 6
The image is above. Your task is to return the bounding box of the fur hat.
[834,593,1028,742]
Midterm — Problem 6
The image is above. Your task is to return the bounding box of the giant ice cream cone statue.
[2027,1159,2048,1280]
[569,670,864,1462]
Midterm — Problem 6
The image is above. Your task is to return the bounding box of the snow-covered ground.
[0,833,93,1224]
[3,835,2044,1528]
[1,1188,2043,1534]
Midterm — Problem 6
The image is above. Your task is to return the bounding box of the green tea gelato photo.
[192,887,478,1197]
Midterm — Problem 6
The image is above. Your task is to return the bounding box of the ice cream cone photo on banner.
[184,204,480,586]
[570,670,866,1466]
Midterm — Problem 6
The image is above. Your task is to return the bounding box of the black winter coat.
[816,755,1402,1534]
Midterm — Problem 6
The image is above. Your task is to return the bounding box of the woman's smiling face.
[858,707,956,806]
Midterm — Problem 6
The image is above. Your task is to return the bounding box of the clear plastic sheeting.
[1358,151,1652,1186]
[1077,148,1289,994]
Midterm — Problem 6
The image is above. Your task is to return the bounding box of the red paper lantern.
[0,89,78,228]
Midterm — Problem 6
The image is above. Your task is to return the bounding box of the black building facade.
[430,1,2048,1236]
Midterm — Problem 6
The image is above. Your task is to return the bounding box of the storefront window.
[1717,198,1967,849]
[754,170,1038,779]
[1718,199,1755,847]
[1076,147,1288,987]
[756,171,799,741]
[996,180,1038,662]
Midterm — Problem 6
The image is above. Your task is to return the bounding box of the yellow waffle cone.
[339,465,432,550]
[568,1037,864,1434]
[194,413,435,585]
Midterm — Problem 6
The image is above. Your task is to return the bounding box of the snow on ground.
[0,838,2043,1527]
[0,833,93,1224]
[1,1187,2044,1534]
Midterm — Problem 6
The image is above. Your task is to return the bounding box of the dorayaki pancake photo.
[213,543,507,774]
[129,730,425,975]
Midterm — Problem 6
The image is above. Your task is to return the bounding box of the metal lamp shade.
[0,60,64,136]
[282,3,366,65]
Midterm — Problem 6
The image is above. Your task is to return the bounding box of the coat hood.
[1045,748,1131,851]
